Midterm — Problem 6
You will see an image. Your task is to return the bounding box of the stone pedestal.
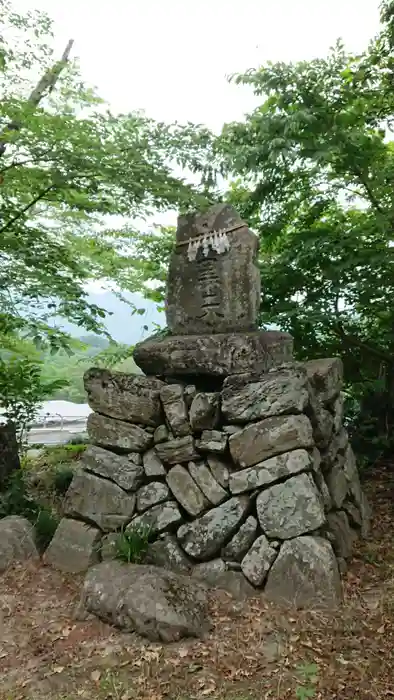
[133,330,293,381]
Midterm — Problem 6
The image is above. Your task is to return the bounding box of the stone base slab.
[133,331,293,379]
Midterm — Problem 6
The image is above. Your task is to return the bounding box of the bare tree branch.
[0,39,74,158]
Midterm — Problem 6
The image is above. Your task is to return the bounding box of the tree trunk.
[0,422,20,489]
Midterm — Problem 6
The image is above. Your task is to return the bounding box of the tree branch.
[0,39,74,158]
[0,185,55,236]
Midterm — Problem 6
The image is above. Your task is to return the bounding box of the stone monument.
[133,203,293,381]
[45,203,371,628]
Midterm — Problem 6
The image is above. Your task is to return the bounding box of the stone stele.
[166,203,261,335]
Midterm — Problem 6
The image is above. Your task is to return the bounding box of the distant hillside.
[58,291,165,344]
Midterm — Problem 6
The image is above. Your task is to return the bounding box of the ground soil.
[1,461,393,700]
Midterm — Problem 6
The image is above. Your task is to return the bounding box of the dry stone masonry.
[47,204,371,615]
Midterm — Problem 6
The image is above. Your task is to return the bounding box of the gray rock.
[308,391,334,449]
[101,532,119,560]
[327,511,355,559]
[184,385,197,408]
[188,461,227,505]
[206,455,230,488]
[145,535,191,573]
[264,536,343,609]
[177,496,249,560]
[156,436,199,464]
[222,516,258,562]
[143,448,166,477]
[128,452,142,466]
[166,465,207,516]
[312,469,332,512]
[127,501,183,537]
[0,516,38,573]
[154,424,169,444]
[87,413,153,454]
[80,561,209,642]
[64,470,136,532]
[45,518,101,573]
[222,425,241,435]
[320,429,348,471]
[160,384,190,437]
[221,367,309,423]
[241,534,277,586]
[343,500,363,529]
[166,204,261,335]
[256,473,326,540]
[305,358,343,404]
[189,393,220,431]
[83,368,163,427]
[136,482,170,512]
[133,330,293,380]
[332,393,345,433]
[82,445,144,492]
[192,558,227,583]
[197,430,228,454]
[229,449,312,495]
[325,457,349,509]
[229,414,314,468]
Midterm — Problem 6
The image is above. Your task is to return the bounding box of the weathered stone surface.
[189,392,220,431]
[312,469,332,512]
[192,558,227,583]
[332,394,345,433]
[80,561,209,642]
[229,415,313,468]
[0,423,20,488]
[87,413,152,454]
[45,518,101,573]
[207,455,230,488]
[327,511,355,560]
[256,473,326,539]
[133,331,293,379]
[160,384,190,437]
[128,452,142,466]
[136,482,170,512]
[305,358,343,404]
[0,516,38,573]
[166,465,207,516]
[320,429,348,471]
[64,471,136,532]
[177,496,249,560]
[325,457,349,509]
[154,424,169,444]
[188,461,227,505]
[166,204,261,335]
[143,449,166,477]
[145,535,191,573]
[184,385,197,407]
[241,535,277,587]
[264,536,343,609]
[222,516,258,562]
[127,502,183,537]
[197,430,227,454]
[221,367,309,424]
[156,436,199,465]
[343,500,363,529]
[101,532,119,560]
[308,392,334,449]
[84,368,164,426]
[82,445,144,492]
[229,449,312,495]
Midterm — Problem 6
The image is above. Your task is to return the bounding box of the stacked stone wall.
[46,358,370,608]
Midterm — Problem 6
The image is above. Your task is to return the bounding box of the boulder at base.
[79,561,209,643]
[0,516,38,572]
[264,535,343,609]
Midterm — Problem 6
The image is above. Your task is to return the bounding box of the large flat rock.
[229,414,313,468]
[64,471,136,532]
[0,516,38,572]
[133,331,293,379]
[229,449,313,495]
[80,561,209,642]
[82,445,144,492]
[264,536,343,609]
[45,518,101,573]
[84,368,163,426]
[87,413,153,454]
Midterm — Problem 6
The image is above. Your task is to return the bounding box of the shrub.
[52,466,74,495]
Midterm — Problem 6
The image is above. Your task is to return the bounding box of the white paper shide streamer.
[187,229,230,262]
